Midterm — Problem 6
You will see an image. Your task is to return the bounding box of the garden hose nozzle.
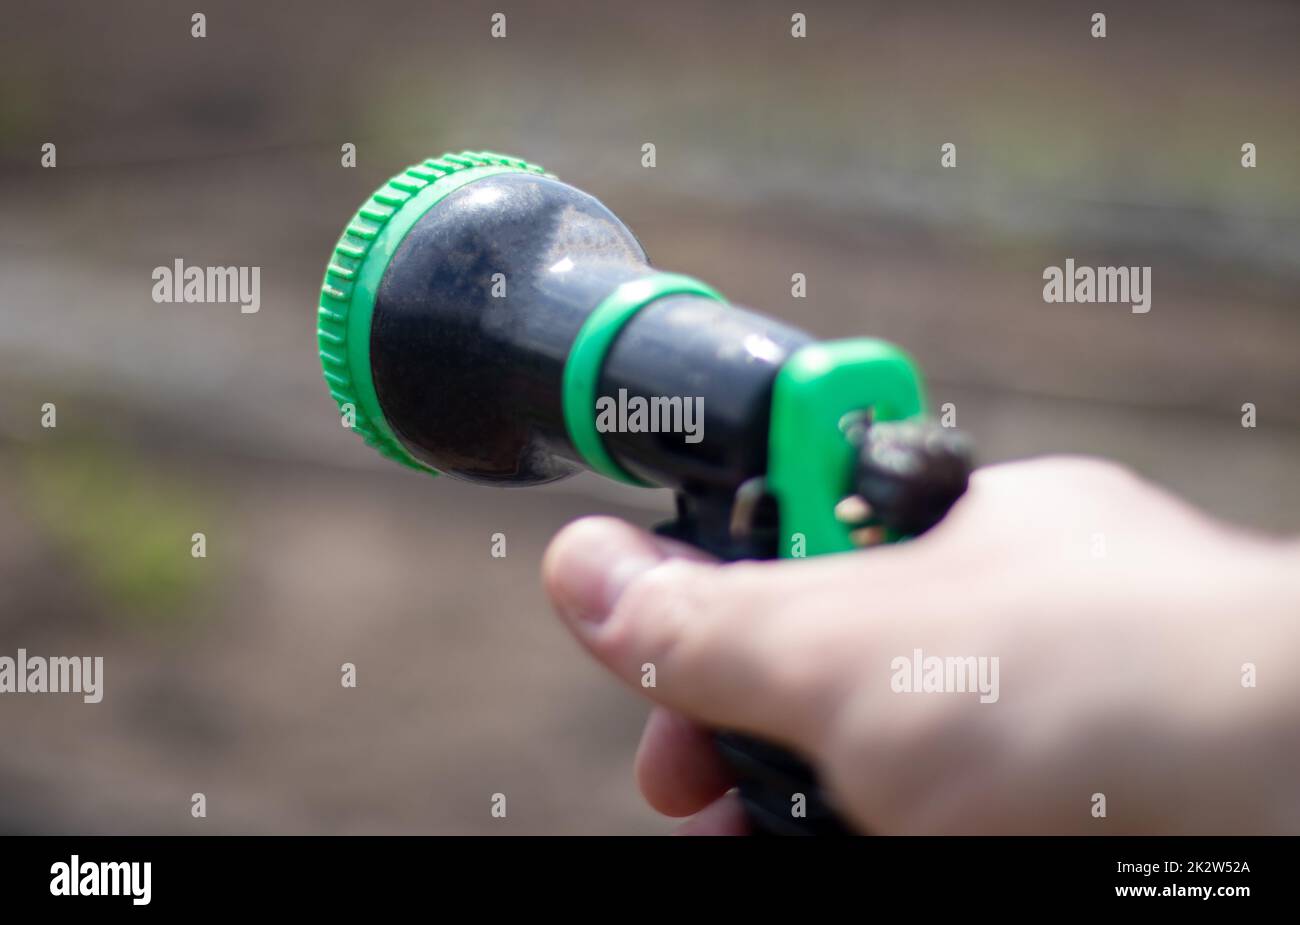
[317,150,974,835]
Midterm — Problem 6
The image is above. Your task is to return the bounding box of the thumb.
[541,516,857,755]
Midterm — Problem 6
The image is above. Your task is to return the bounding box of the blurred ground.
[0,0,1296,833]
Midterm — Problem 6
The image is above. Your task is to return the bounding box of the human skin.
[541,457,1300,834]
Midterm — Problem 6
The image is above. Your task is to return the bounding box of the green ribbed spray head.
[316,151,550,473]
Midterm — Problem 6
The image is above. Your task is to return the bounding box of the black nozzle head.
[369,170,650,484]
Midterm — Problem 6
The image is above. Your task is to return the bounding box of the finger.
[635,708,735,817]
[673,791,749,836]
[542,516,864,753]
[539,516,715,626]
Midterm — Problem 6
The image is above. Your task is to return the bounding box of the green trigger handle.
[769,339,926,558]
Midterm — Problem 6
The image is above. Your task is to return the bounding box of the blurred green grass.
[21,439,219,623]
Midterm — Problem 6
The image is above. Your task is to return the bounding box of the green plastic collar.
[561,273,726,486]
[317,151,549,473]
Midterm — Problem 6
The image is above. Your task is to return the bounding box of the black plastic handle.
[650,420,973,835]
[653,510,855,836]
[713,733,852,835]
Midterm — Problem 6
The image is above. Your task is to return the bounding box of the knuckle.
[609,560,785,681]
[605,560,711,660]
